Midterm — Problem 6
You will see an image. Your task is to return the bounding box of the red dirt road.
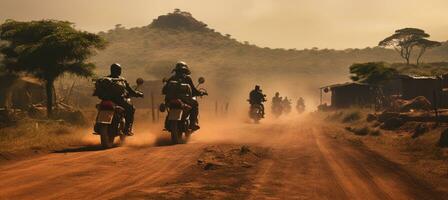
[0,118,446,200]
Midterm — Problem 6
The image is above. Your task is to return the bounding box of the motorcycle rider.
[96,63,143,136]
[296,97,305,112]
[282,96,292,112]
[272,92,282,106]
[272,92,283,115]
[249,85,267,117]
[162,61,206,131]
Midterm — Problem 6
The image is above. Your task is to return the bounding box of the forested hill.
[91,10,448,101]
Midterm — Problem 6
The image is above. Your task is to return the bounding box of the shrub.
[342,110,362,123]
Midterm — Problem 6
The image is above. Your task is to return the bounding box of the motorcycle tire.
[170,121,182,144]
[100,125,114,149]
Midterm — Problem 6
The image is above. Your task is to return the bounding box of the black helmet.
[173,61,191,75]
[110,63,122,76]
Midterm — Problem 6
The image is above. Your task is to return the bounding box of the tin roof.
[320,82,370,89]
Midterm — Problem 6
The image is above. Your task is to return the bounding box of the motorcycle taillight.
[99,100,115,110]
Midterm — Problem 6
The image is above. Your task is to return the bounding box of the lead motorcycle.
[161,77,207,144]
[248,100,265,123]
[93,78,144,148]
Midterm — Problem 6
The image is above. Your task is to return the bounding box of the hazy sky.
[1,0,447,49]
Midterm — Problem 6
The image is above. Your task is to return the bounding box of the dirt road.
[0,117,446,200]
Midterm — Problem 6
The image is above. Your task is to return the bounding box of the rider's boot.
[189,105,200,131]
[124,123,134,136]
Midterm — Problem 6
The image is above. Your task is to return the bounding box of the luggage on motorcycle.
[93,78,126,100]
[164,80,192,100]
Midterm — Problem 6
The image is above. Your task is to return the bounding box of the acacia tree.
[0,20,106,117]
[379,28,429,65]
[415,38,441,65]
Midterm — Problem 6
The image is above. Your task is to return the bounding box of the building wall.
[401,78,443,106]
[331,85,374,108]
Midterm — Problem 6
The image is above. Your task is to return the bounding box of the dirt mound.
[197,145,268,170]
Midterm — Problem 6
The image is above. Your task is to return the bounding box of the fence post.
[433,90,439,126]
[151,91,155,123]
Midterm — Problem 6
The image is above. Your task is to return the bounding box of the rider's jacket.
[272,96,282,105]
[249,90,266,105]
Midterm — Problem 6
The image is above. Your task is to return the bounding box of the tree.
[0,20,106,117]
[379,28,429,65]
[349,62,398,85]
[415,38,441,65]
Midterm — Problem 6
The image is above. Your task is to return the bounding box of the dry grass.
[0,119,86,153]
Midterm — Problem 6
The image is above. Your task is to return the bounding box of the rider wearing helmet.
[162,61,207,130]
[249,85,267,117]
[272,92,282,105]
[104,63,143,136]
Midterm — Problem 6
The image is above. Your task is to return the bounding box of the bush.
[346,125,381,136]
[342,110,362,123]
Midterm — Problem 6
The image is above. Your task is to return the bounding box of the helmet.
[110,63,122,76]
[275,92,279,96]
[173,61,191,75]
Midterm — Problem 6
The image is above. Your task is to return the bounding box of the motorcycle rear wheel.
[99,125,115,149]
[170,122,182,144]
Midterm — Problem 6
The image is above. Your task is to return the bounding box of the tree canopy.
[415,38,442,65]
[349,62,398,85]
[379,28,440,65]
[0,19,106,116]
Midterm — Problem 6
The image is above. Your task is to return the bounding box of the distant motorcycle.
[93,78,144,148]
[162,77,207,144]
[272,103,283,118]
[296,104,305,114]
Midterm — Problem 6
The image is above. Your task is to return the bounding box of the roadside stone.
[412,123,429,138]
[378,112,400,123]
[366,114,377,122]
[380,117,405,130]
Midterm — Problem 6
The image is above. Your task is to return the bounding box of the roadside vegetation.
[0,119,86,154]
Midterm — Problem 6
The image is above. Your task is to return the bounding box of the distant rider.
[282,96,292,112]
[95,63,143,136]
[272,92,283,115]
[249,85,267,117]
[272,92,282,106]
[296,97,305,112]
[162,61,207,130]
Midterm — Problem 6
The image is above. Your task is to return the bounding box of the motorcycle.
[272,102,283,118]
[296,104,305,114]
[93,78,144,148]
[162,77,207,144]
[248,101,265,123]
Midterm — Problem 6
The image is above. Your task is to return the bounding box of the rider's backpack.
[93,78,126,100]
[164,80,192,100]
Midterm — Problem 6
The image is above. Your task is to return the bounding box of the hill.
[91,10,448,106]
